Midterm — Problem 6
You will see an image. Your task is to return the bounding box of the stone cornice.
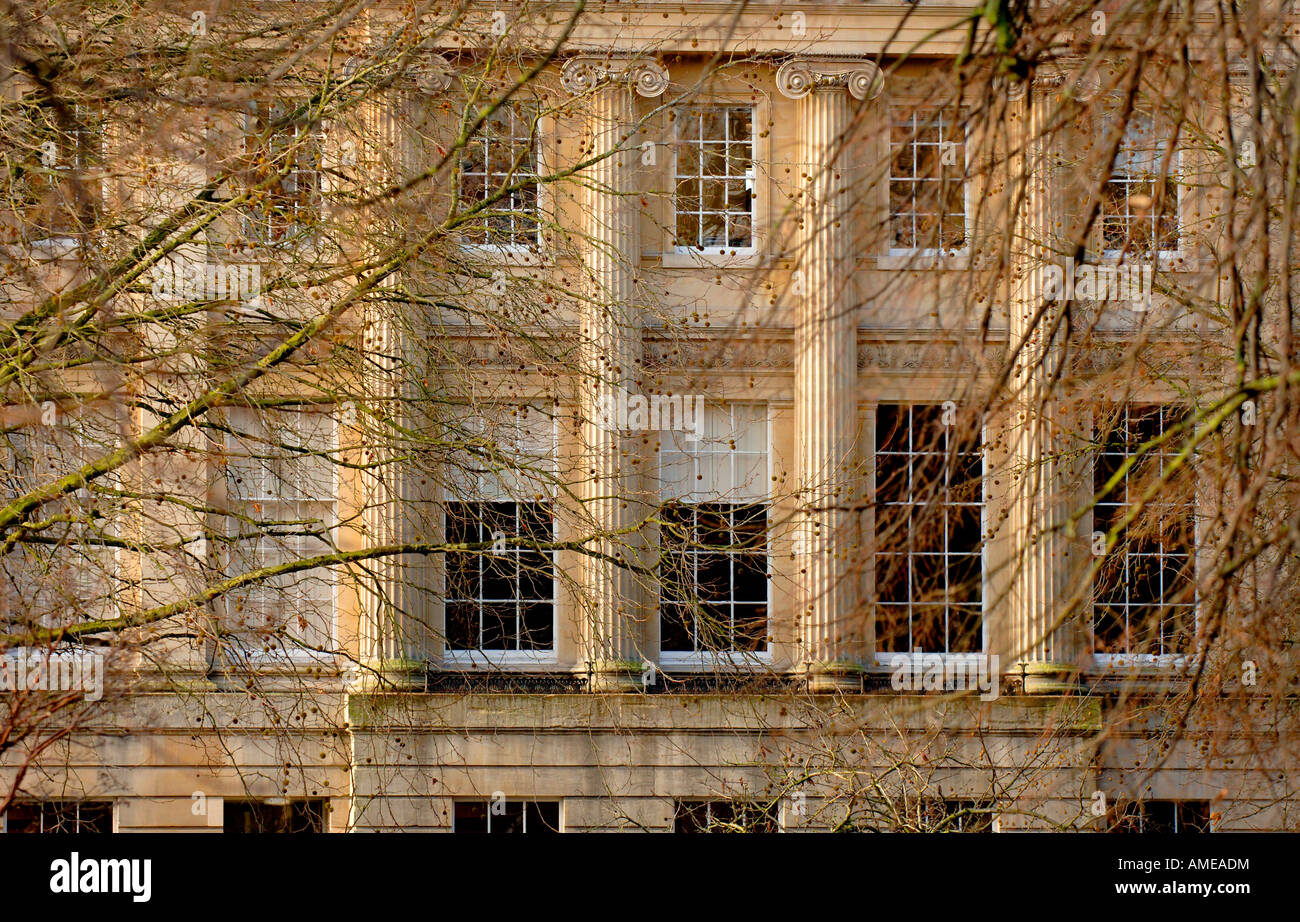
[775,56,884,100]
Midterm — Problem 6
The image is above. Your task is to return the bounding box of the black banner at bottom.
[0,831,1274,911]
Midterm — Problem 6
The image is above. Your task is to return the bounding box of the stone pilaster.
[1004,75,1087,692]
[777,58,882,690]
[357,88,425,687]
[360,316,425,684]
[562,56,668,691]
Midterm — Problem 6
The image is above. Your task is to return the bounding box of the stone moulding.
[641,336,1003,372]
[434,332,1007,373]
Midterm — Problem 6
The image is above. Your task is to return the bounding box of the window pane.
[493,801,525,833]
[674,107,753,249]
[443,500,553,654]
[519,602,554,650]
[445,602,478,650]
[479,603,515,650]
[525,801,560,833]
[453,801,489,833]
[660,603,694,652]
[1092,404,1195,655]
[457,102,539,246]
[874,404,985,654]
[889,107,967,251]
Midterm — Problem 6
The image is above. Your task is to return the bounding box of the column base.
[1014,661,1080,694]
[804,662,866,693]
[583,660,648,693]
[355,658,426,693]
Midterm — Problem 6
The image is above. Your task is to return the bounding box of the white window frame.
[451,798,562,833]
[902,798,999,833]
[672,799,778,833]
[1098,112,1183,263]
[657,100,767,270]
[440,405,559,669]
[1109,799,1213,833]
[0,800,116,833]
[886,105,971,260]
[12,98,105,251]
[1,411,122,630]
[240,100,325,249]
[670,104,758,260]
[441,499,558,667]
[871,402,988,666]
[222,407,339,664]
[1090,403,1198,670]
[657,403,772,671]
[455,99,543,257]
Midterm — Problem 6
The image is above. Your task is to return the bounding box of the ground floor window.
[673,799,778,833]
[223,799,327,833]
[453,799,560,833]
[2,800,112,833]
[1108,799,1211,833]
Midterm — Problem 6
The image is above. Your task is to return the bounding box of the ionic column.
[562,56,668,691]
[355,83,433,686]
[360,309,422,681]
[777,58,882,690]
[1004,75,1087,692]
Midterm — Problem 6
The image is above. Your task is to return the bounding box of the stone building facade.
[0,2,1294,833]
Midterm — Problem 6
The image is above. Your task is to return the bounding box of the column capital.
[776,56,883,101]
[1036,59,1103,101]
[994,72,1030,102]
[561,56,670,98]
[411,53,453,95]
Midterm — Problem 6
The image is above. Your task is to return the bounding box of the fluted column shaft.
[778,59,882,687]
[361,311,419,669]
[564,58,667,689]
[1006,79,1086,691]
[358,90,423,681]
